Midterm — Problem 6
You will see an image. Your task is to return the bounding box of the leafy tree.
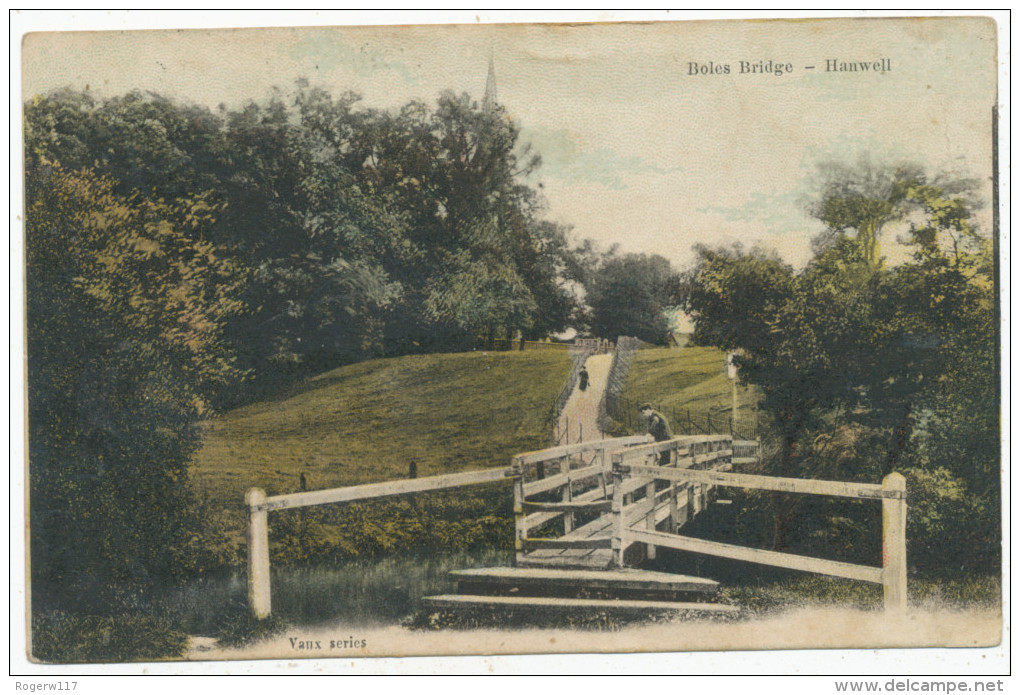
[423,250,536,346]
[27,161,245,608]
[687,242,869,548]
[26,85,582,373]
[688,169,998,574]
[515,220,577,343]
[585,251,680,344]
[216,88,407,384]
[25,89,226,207]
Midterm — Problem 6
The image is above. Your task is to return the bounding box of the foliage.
[32,611,189,663]
[722,576,883,613]
[902,467,998,577]
[25,85,583,397]
[266,488,513,568]
[722,574,1000,614]
[808,158,981,267]
[582,251,678,343]
[26,161,244,609]
[686,165,998,574]
[212,609,287,648]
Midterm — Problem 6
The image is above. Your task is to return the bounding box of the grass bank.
[186,349,569,572]
[193,349,571,500]
[611,346,757,435]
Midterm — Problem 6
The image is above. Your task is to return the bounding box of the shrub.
[32,611,188,663]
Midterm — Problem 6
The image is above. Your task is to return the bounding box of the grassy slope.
[622,346,732,411]
[190,349,570,503]
[615,346,756,433]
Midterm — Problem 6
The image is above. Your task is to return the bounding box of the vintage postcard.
[15,11,1006,673]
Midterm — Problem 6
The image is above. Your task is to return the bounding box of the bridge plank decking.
[518,479,708,570]
[518,512,617,569]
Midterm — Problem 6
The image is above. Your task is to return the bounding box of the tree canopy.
[687,168,997,573]
[26,83,683,610]
[581,250,679,344]
[26,160,244,604]
[25,86,589,393]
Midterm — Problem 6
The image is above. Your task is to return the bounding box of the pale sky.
[20,13,998,271]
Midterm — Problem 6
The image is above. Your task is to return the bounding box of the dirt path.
[557,353,612,445]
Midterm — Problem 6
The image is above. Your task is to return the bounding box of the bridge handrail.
[610,434,734,461]
[607,459,908,612]
[616,464,902,500]
[513,434,742,560]
[251,467,510,513]
[512,434,651,470]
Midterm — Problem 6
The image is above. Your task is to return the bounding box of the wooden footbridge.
[244,433,908,621]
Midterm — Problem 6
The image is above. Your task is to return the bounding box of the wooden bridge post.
[882,472,908,613]
[668,445,680,532]
[245,487,271,619]
[611,454,626,568]
[512,458,526,566]
[562,458,575,534]
[644,479,657,560]
[668,486,679,533]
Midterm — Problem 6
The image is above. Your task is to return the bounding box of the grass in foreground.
[722,575,1001,614]
[31,612,189,664]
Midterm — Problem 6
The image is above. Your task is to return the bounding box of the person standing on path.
[578,365,589,391]
[640,403,673,465]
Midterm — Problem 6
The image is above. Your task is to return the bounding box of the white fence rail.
[610,449,908,612]
[245,467,511,618]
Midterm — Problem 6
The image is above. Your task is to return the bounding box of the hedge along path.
[557,353,613,446]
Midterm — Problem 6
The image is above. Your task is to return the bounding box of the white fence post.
[882,472,908,613]
[644,480,657,560]
[611,455,625,568]
[246,487,272,619]
[513,461,526,566]
[562,462,575,534]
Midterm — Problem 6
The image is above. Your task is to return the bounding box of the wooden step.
[423,594,739,615]
[452,567,720,595]
[516,551,614,571]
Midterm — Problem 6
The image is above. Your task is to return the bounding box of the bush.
[903,467,999,577]
[32,611,188,663]
[213,605,287,648]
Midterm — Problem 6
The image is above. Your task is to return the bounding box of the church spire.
[483,54,498,110]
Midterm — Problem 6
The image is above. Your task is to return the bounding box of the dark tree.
[687,169,997,573]
[585,252,677,343]
[26,161,243,609]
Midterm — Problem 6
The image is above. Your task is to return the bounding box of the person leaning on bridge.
[639,403,673,465]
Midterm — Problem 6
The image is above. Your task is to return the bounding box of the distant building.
[665,331,691,348]
[663,306,694,348]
